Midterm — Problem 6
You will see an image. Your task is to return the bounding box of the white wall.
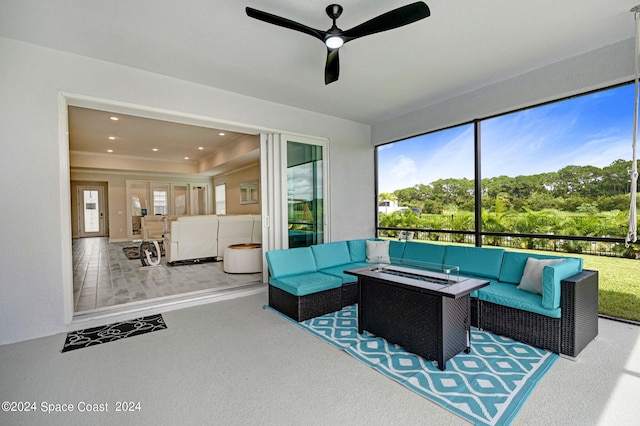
[372,39,634,145]
[0,36,373,345]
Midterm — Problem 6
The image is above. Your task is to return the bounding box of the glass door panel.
[129,182,149,236]
[83,190,100,232]
[172,184,189,215]
[287,141,324,247]
[191,185,209,215]
[215,183,226,215]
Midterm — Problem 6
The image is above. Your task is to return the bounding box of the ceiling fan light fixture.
[325,35,344,49]
[247,2,431,84]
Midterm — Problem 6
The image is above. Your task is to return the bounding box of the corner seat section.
[270,273,342,296]
[265,246,342,321]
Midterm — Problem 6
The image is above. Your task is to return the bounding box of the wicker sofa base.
[268,284,342,322]
[470,298,479,328]
[341,282,359,307]
[476,269,599,357]
[478,300,562,352]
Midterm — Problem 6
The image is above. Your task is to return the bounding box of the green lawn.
[563,253,640,322]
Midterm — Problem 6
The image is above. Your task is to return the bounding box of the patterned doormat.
[62,314,166,353]
[265,305,558,426]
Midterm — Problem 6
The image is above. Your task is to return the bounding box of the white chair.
[165,215,219,263]
[217,215,255,258]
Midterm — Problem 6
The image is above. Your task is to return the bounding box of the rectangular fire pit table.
[345,264,489,371]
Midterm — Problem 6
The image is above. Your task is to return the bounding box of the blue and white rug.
[266,305,558,426]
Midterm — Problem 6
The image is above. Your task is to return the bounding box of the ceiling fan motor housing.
[326,4,343,21]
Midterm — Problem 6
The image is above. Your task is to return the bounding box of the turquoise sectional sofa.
[265,239,599,357]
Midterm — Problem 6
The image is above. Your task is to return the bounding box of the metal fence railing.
[377,227,635,258]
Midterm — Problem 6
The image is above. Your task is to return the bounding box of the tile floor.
[72,237,263,312]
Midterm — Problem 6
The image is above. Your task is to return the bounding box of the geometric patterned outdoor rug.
[61,314,166,353]
[265,304,558,426]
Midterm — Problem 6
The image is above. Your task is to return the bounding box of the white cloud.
[390,155,418,180]
[379,155,418,193]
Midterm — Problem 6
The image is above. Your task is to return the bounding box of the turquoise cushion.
[499,251,584,284]
[311,241,352,270]
[319,261,369,283]
[401,241,446,269]
[389,240,406,264]
[470,278,499,298]
[348,239,368,262]
[542,258,583,310]
[477,282,561,318]
[443,246,505,279]
[270,272,342,296]
[265,247,317,279]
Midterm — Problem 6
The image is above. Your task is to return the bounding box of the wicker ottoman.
[223,243,262,273]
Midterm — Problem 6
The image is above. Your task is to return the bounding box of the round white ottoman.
[223,243,262,273]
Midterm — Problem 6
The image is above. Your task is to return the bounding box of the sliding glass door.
[260,133,329,254]
[287,141,325,247]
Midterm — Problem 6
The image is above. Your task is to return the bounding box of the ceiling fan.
[245,2,431,85]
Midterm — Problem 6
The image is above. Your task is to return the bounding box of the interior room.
[68,106,264,314]
[1,1,639,424]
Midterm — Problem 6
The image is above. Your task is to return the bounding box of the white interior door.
[78,185,105,237]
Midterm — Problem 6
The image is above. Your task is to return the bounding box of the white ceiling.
[67,106,259,175]
[2,0,638,126]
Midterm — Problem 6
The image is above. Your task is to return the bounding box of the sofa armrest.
[560,269,599,357]
[542,258,582,309]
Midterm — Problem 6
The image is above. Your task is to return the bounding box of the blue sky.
[378,84,636,194]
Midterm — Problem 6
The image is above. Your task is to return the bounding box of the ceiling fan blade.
[246,7,325,42]
[325,48,340,85]
[341,2,430,42]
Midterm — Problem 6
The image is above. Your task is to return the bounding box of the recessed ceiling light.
[152,148,159,152]
[108,136,116,140]
[184,157,190,160]
[109,116,119,121]
[218,132,225,136]
[198,146,204,150]
[107,149,113,153]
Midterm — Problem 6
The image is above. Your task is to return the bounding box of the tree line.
[380,159,636,215]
